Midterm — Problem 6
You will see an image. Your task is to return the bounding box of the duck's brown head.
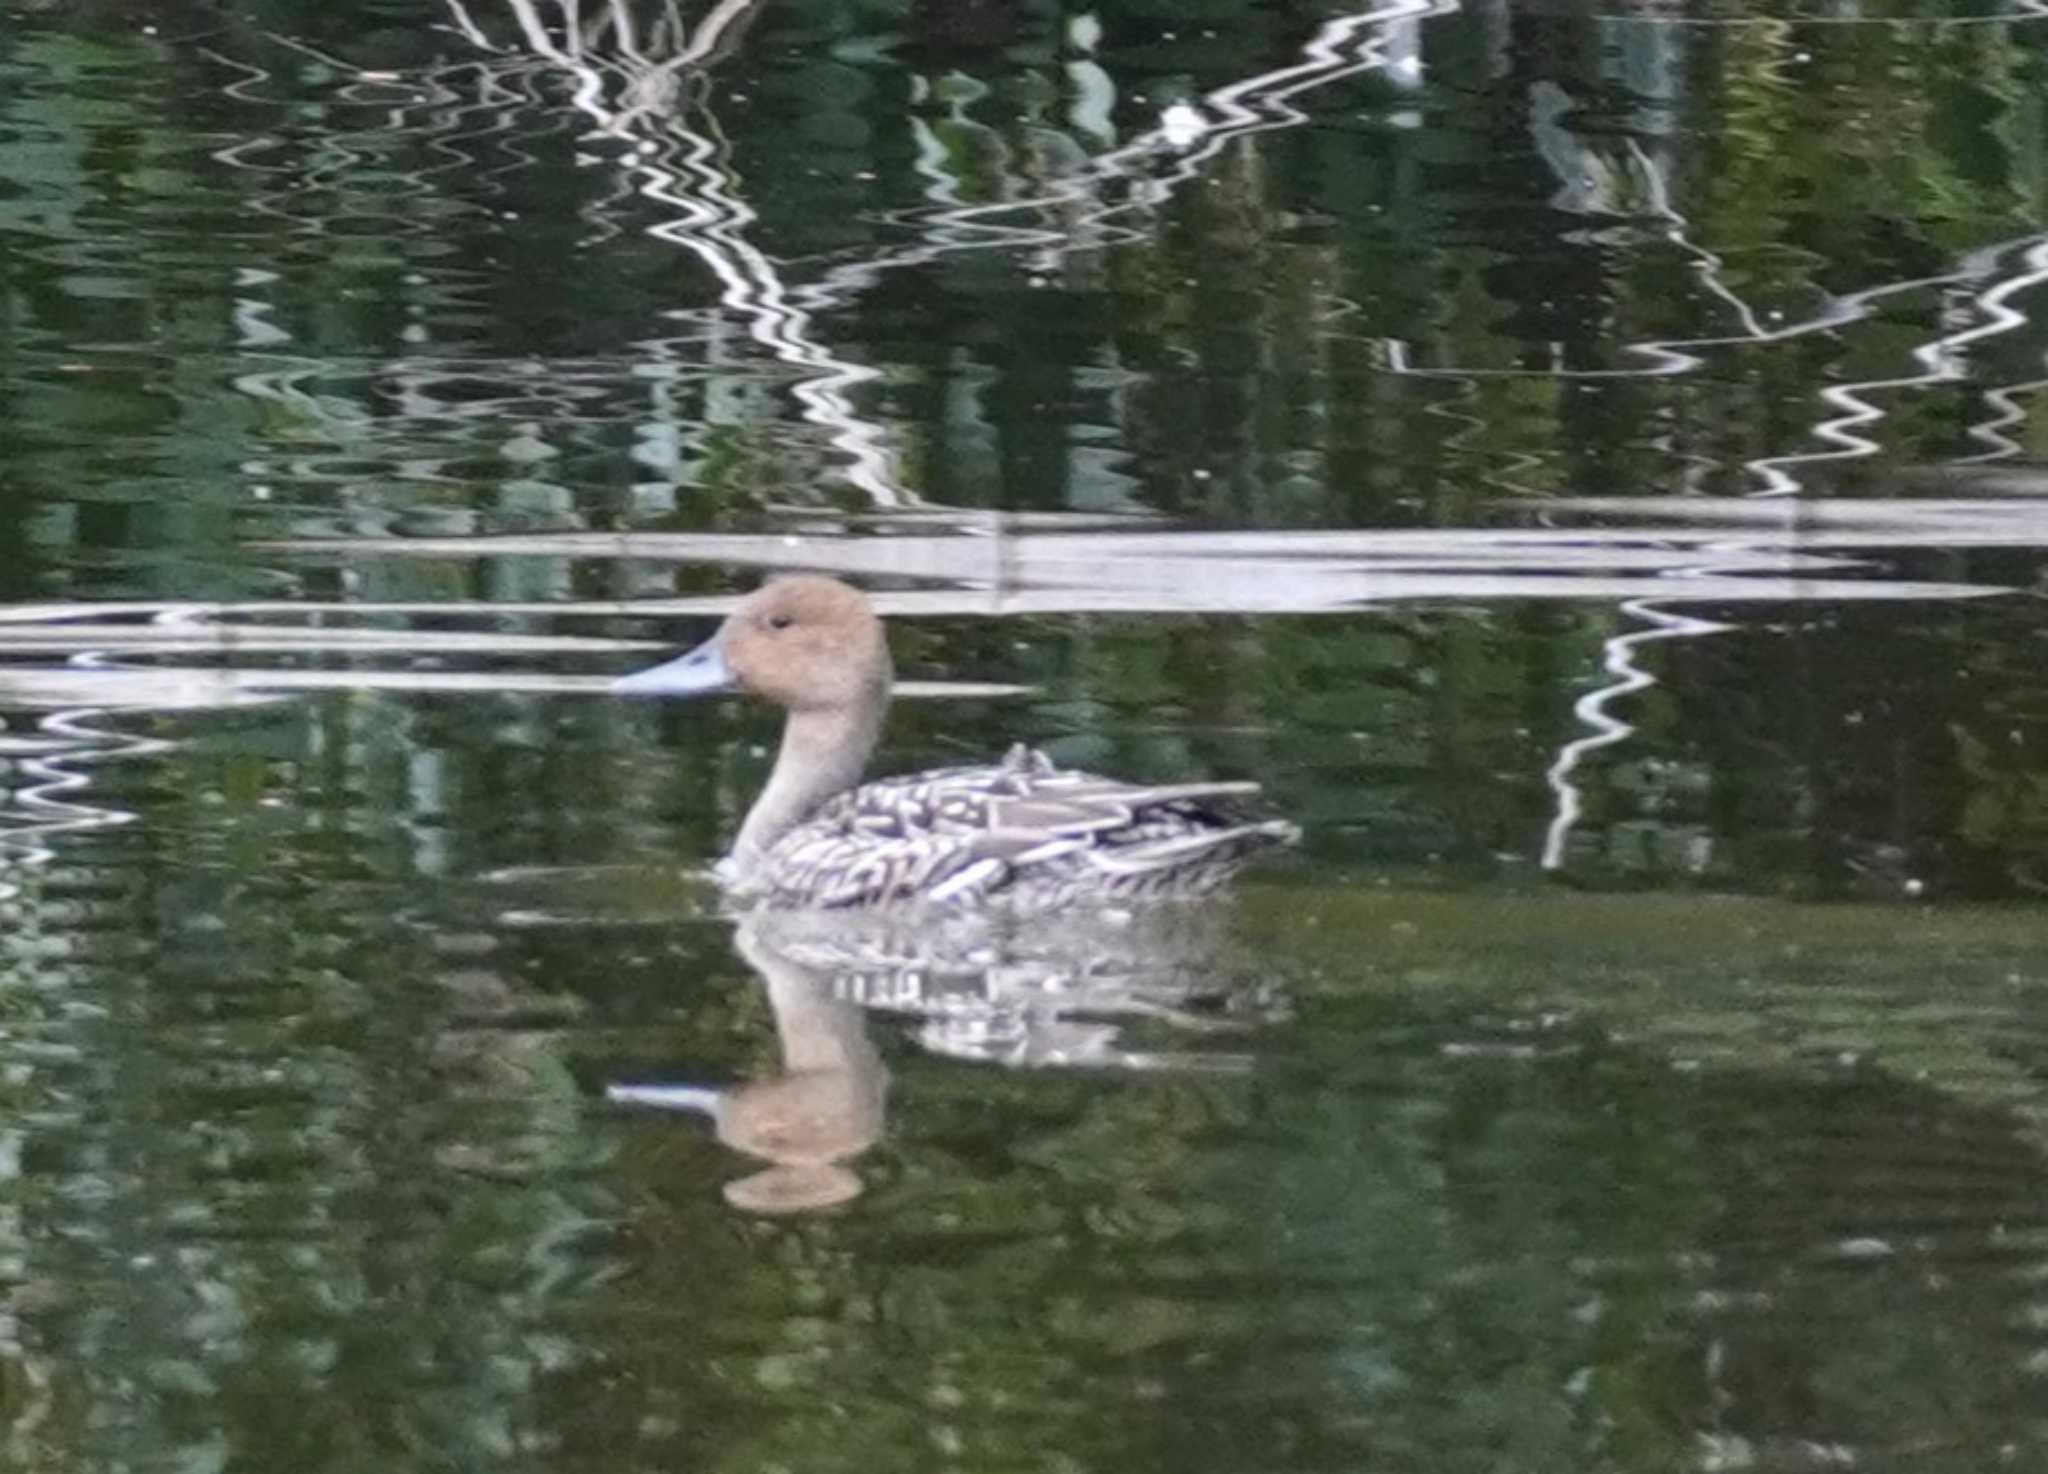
[613,575,891,712]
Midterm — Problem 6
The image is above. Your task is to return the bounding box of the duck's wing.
[993,755,1298,894]
[922,812,1300,906]
[762,821,1025,910]
[987,777,1265,835]
[754,748,1294,909]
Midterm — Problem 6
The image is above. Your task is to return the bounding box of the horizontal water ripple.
[249,515,2027,610]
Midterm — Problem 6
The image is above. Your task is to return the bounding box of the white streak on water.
[1745,236,2048,496]
[0,711,170,905]
[1378,100,2048,866]
[1593,2,2048,26]
[1539,601,1729,872]
[1950,238,2048,464]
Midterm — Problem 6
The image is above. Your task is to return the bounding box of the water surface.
[3,0,2047,1469]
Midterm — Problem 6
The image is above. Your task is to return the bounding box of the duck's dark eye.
[767,613,794,631]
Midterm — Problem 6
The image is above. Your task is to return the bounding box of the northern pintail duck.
[613,576,1297,909]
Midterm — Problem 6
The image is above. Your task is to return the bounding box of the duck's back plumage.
[728,744,1297,911]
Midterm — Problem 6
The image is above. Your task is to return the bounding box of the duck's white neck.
[732,679,888,867]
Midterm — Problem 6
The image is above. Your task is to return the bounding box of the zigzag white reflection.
[1376,103,2048,867]
[440,0,1451,507]
[1538,602,1727,872]
[0,710,174,906]
[443,0,916,506]
[1952,237,2048,464]
[1546,228,2048,864]
[1747,234,2048,494]
[820,0,1447,285]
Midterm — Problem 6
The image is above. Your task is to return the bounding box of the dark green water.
[3,0,2048,1468]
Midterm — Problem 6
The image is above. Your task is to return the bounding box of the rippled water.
[3,0,2047,1468]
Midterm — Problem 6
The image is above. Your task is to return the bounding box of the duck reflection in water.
[608,575,1296,1211]
[610,907,1287,1212]
[610,922,888,1214]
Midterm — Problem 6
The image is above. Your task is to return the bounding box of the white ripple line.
[1539,600,1730,872]
[1748,235,2048,495]
[639,124,907,508]
[1536,222,2045,863]
[1517,149,2002,866]
[1595,1,2048,26]
[885,0,1454,256]
[0,709,165,905]
[451,0,1453,508]
[1372,128,2047,867]
[475,0,910,507]
[1950,237,2048,463]
[1960,373,2048,463]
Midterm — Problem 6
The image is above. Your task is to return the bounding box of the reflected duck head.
[613,575,892,711]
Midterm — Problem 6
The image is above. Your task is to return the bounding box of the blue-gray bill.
[612,637,735,697]
[605,1082,724,1116]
